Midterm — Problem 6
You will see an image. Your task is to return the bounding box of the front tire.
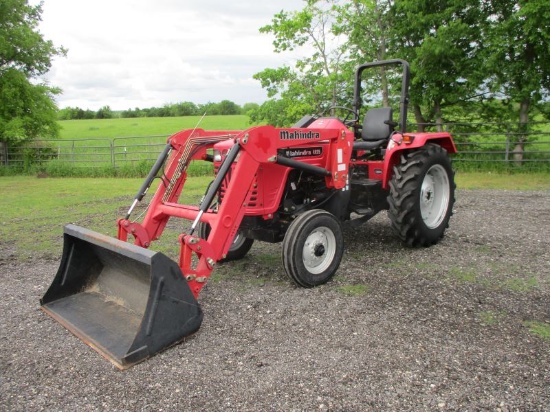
[282,209,344,288]
[388,144,456,247]
[196,222,254,262]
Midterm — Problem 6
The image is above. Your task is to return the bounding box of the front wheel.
[282,209,344,288]
[196,222,254,262]
[388,144,456,247]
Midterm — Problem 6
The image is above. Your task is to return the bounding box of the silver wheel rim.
[229,232,246,252]
[420,164,450,229]
[302,226,336,274]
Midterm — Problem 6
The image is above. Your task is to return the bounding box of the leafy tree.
[249,99,297,126]
[0,0,66,164]
[253,0,352,126]
[57,107,94,120]
[332,0,394,106]
[388,0,486,130]
[197,102,219,115]
[217,100,241,115]
[120,108,142,118]
[481,0,550,161]
[95,105,113,119]
[241,102,259,116]
[169,101,198,116]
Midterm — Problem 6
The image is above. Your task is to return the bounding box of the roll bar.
[352,59,410,134]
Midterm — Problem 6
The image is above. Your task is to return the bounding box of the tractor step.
[349,177,388,219]
[349,177,383,187]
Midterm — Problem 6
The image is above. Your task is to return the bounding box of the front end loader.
[41,59,457,369]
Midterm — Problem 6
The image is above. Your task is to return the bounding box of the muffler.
[41,224,203,369]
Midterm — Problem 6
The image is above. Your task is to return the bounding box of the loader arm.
[117,128,240,247]
[118,124,351,298]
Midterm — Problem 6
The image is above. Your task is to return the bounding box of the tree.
[217,100,241,115]
[241,102,259,116]
[388,0,486,131]
[253,0,352,126]
[0,0,66,164]
[197,102,219,115]
[249,99,296,126]
[96,105,113,119]
[332,0,394,107]
[169,101,198,116]
[481,0,550,162]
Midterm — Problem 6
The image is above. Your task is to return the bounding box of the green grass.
[523,321,550,340]
[449,267,478,283]
[58,115,251,139]
[479,310,506,326]
[446,263,540,293]
[501,277,539,292]
[0,176,211,259]
[337,284,369,296]
[455,171,550,190]
[5,115,549,177]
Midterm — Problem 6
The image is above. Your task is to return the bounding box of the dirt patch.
[1,189,549,411]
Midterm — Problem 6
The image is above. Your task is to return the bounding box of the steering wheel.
[325,106,359,127]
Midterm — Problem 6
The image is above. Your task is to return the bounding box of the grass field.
[455,170,550,190]
[58,115,251,139]
[1,172,548,260]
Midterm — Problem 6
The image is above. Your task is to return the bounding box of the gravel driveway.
[1,189,549,411]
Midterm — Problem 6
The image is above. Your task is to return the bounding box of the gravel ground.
[1,189,549,411]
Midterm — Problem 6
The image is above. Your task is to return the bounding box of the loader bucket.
[40,224,203,369]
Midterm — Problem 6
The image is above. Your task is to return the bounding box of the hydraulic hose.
[125,143,172,219]
[189,142,241,234]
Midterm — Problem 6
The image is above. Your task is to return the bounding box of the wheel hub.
[421,175,435,208]
[420,164,450,229]
[314,244,325,257]
[302,227,336,275]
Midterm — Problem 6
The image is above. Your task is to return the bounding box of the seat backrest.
[361,107,394,141]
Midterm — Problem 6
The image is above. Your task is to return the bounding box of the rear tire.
[282,209,344,288]
[196,222,254,262]
[388,143,455,247]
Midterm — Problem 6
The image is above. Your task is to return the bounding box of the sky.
[34,0,305,111]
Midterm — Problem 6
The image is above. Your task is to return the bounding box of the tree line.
[57,101,259,120]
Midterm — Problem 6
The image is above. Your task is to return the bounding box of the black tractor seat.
[353,107,395,151]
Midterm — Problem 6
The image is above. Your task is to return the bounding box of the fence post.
[505,124,510,163]
[111,139,115,168]
[0,141,7,166]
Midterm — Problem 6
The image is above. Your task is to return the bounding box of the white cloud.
[35,0,305,110]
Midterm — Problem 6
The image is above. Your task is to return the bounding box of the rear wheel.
[196,222,254,262]
[282,209,344,288]
[388,143,455,247]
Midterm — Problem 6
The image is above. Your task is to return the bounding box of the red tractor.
[41,59,456,368]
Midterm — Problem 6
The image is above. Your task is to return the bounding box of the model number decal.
[280,130,321,140]
[279,147,323,158]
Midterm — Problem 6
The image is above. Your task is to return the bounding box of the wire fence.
[423,122,550,169]
[1,135,169,170]
[1,123,549,172]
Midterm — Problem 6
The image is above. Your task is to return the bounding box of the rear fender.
[382,132,457,189]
